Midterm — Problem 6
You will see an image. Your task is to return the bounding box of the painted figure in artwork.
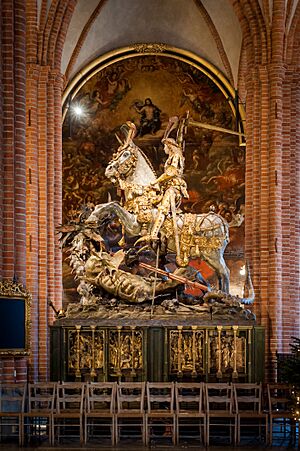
[132,98,161,136]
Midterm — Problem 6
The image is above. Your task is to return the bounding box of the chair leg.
[19,416,23,446]
[112,417,115,446]
[207,418,210,447]
[80,419,83,445]
[203,417,206,446]
[234,417,237,446]
[51,419,54,445]
[49,418,52,446]
[173,416,176,445]
[84,418,87,444]
[142,416,146,445]
[145,416,149,446]
[115,417,119,444]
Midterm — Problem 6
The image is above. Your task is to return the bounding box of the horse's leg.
[86,201,141,236]
[202,251,230,293]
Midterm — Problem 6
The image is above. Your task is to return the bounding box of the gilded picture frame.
[0,280,31,356]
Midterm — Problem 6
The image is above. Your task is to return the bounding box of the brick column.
[0,0,3,273]
[281,67,300,346]
[0,0,27,283]
[26,64,40,381]
[0,0,28,381]
[258,65,270,333]
[14,0,27,281]
[26,65,64,381]
[266,63,285,378]
[53,72,64,314]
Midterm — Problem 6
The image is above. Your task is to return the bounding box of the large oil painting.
[62,55,245,304]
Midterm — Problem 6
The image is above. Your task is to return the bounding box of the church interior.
[0,0,299,448]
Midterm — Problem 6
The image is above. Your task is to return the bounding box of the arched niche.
[62,45,246,305]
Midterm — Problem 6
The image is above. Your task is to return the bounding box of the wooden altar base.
[50,314,264,383]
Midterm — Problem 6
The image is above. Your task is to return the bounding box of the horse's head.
[105,142,138,183]
[105,121,156,186]
[105,122,138,183]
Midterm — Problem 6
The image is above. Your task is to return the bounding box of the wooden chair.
[52,382,85,445]
[145,382,176,446]
[267,383,298,446]
[0,382,26,446]
[205,383,237,446]
[23,382,56,445]
[234,383,268,444]
[175,382,206,445]
[115,382,145,444]
[85,382,116,445]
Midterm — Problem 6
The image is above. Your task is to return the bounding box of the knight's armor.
[147,137,189,239]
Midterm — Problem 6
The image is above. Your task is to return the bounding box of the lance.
[139,262,209,292]
[188,118,245,137]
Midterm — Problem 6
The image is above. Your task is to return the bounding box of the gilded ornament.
[109,328,143,375]
[133,43,168,53]
[0,279,31,300]
[170,328,204,375]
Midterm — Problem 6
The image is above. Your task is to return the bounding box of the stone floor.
[0,439,299,450]
[0,425,298,450]
[0,446,298,450]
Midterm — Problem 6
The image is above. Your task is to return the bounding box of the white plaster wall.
[61,0,100,74]
[62,0,243,86]
[202,0,242,86]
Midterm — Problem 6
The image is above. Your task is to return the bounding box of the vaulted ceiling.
[60,0,242,88]
[35,0,300,94]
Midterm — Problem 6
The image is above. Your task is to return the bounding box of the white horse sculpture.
[86,123,231,293]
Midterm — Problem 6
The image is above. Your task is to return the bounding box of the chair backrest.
[267,383,293,414]
[56,382,85,414]
[0,383,26,414]
[233,383,263,414]
[28,382,56,413]
[86,382,116,414]
[147,382,174,414]
[117,382,145,413]
[205,383,234,413]
[175,382,203,413]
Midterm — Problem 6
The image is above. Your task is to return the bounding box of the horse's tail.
[240,260,255,304]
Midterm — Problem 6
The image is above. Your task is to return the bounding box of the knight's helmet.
[162,111,189,152]
[176,110,189,151]
[122,121,137,147]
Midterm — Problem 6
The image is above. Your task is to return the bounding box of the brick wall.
[24,0,73,381]
[0,0,27,382]
[26,65,64,380]
[232,0,300,379]
[0,0,27,283]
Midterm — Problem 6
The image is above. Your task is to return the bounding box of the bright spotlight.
[72,105,84,116]
[240,265,246,276]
